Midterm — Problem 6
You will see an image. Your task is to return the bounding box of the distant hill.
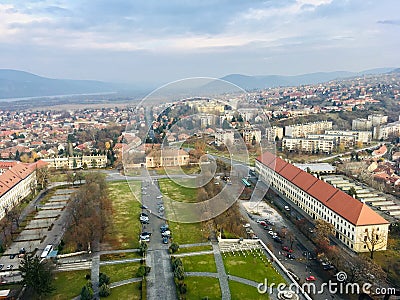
[220,68,397,90]
[0,69,116,99]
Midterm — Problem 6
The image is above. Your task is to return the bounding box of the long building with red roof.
[255,151,389,253]
[0,162,36,220]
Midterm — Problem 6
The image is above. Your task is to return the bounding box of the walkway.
[91,254,100,299]
[212,242,231,300]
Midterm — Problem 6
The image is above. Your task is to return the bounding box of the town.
[0,71,399,300]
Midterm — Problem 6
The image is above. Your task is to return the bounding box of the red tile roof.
[257,152,388,226]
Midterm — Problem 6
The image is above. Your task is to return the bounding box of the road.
[140,172,177,300]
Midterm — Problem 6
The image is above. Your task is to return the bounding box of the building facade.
[215,129,235,147]
[0,163,36,220]
[43,155,107,169]
[255,152,389,253]
[284,121,332,138]
[282,137,334,153]
[146,149,189,168]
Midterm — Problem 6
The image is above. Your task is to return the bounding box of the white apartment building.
[352,118,372,131]
[241,128,262,144]
[265,126,284,141]
[255,152,389,253]
[324,130,372,144]
[0,163,36,220]
[43,155,107,169]
[368,114,388,126]
[374,121,400,140]
[282,137,334,153]
[215,129,235,147]
[284,121,332,138]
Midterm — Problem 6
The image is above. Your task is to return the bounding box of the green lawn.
[154,166,200,175]
[47,270,90,300]
[223,251,285,284]
[229,280,268,300]
[108,282,142,300]
[100,262,142,283]
[185,276,221,300]
[178,245,213,254]
[169,221,208,244]
[158,178,198,203]
[105,181,142,249]
[181,254,217,273]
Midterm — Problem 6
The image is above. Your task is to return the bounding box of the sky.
[0,0,399,85]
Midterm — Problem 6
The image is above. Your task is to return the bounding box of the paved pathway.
[179,242,211,248]
[110,277,142,288]
[173,250,213,258]
[212,242,231,300]
[99,258,142,265]
[91,254,100,299]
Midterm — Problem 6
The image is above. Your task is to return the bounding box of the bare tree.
[360,227,387,259]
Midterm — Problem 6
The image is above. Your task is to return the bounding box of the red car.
[282,246,294,253]
[306,276,316,281]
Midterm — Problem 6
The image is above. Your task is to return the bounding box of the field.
[47,270,89,300]
[108,282,142,300]
[158,178,198,203]
[177,244,213,253]
[223,251,285,284]
[229,280,268,300]
[104,180,142,249]
[100,262,142,283]
[169,221,208,245]
[180,254,217,273]
[184,277,221,300]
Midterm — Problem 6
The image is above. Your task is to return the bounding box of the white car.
[161,230,171,237]
[140,232,151,241]
[140,215,149,222]
[156,195,163,199]
[243,223,251,228]
[268,230,276,236]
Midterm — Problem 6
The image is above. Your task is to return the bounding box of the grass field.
[48,270,90,300]
[158,178,198,203]
[229,280,268,300]
[185,276,221,300]
[108,282,142,300]
[100,262,142,283]
[104,181,142,249]
[223,251,285,284]
[178,244,213,253]
[181,254,217,273]
[154,166,200,175]
[169,221,208,245]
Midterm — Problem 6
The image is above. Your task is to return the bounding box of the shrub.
[169,242,179,253]
[99,283,111,297]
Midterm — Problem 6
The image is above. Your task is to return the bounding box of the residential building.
[368,114,388,126]
[374,121,400,140]
[0,163,36,220]
[282,137,334,153]
[352,118,372,131]
[265,126,284,141]
[43,155,107,169]
[215,129,235,147]
[146,148,189,168]
[241,128,262,144]
[284,121,332,138]
[255,152,389,253]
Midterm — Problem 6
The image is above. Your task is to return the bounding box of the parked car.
[9,254,15,259]
[306,275,316,281]
[0,264,4,270]
[161,230,171,237]
[139,232,151,241]
[243,223,251,228]
[160,224,169,232]
[268,230,276,236]
[6,265,13,270]
[162,236,169,244]
[284,205,290,211]
[141,205,148,209]
[156,195,163,199]
[287,270,299,281]
[259,221,267,227]
[282,246,293,253]
[273,236,283,244]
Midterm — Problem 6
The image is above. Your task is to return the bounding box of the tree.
[174,265,185,280]
[169,242,179,254]
[36,167,49,190]
[80,282,94,300]
[20,253,54,298]
[136,265,151,277]
[315,219,335,242]
[139,242,148,256]
[99,283,111,297]
[286,231,295,250]
[347,186,357,198]
[99,273,110,286]
[360,227,387,259]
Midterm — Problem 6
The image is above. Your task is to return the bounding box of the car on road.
[156,195,163,199]
[6,265,13,270]
[268,230,276,236]
[0,264,3,270]
[9,254,15,259]
[141,205,148,209]
[284,205,290,211]
[259,221,267,226]
[140,215,149,222]
[323,265,335,271]
[306,275,316,281]
[243,223,251,228]
[286,253,296,259]
[162,236,169,244]
[287,270,299,281]
[273,236,283,244]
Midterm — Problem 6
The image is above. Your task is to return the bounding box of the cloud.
[378,19,400,26]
